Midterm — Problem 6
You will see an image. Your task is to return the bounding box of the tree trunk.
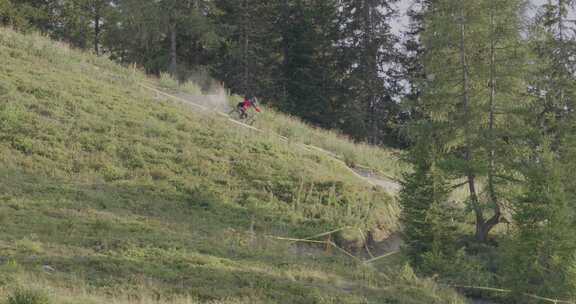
[94,10,101,55]
[558,0,564,41]
[168,21,178,76]
[241,0,250,94]
[458,6,487,242]
[557,0,566,122]
[278,0,290,103]
[363,0,378,144]
[482,0,501,242]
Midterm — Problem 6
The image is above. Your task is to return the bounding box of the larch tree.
[407,0,529,244]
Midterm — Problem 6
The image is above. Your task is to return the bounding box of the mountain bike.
[228,106,257,125]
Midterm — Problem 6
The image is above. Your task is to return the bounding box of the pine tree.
[529,0,576,150]
[337,0,402,144]
[400,0,434,145]
[212,0,280,98]
[277,0,342,127]
[501,1,576,298]
[52,0,112,53]
[161,0,218,76]
[1,0,57,32]
[503,145,576,299]
[88,0,108,55]
[105,0,218,75]
[213,0,343,129]
[400,121,453,270]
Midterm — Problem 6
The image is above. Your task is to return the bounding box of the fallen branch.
[268,233,362,264]
[266,236,327,245]
[304,227,351,240]
[363,251,400,264]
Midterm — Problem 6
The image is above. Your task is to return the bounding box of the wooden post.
[325,234,332,255]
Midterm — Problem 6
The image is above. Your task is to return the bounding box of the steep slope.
[0,28,464,303]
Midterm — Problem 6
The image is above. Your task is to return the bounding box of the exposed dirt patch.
[353,167,401,195]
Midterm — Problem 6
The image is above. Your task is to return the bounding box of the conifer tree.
[0,0,112,52]
[400,121,453,270]
[529,0,576,149]
[73,0,111,55]
[337,0,402,144]
[212,0,280,99]
[400,0,433,143]
[501,0,576,298]
[105,0,217,75]
[277,0,342,127]
[5,0,55,32]
[407,0,529,244]
[0,0,30,28]
[52,0,112,53]
[214,0,343,128]
[503,144,576,299]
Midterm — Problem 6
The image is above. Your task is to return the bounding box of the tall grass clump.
[6,289,51,304]
[180,80,203,95]
[157,74,203,96]
[159,72,179,90]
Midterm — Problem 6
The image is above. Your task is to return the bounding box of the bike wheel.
[228,109,241,120]
[245,115,256,125]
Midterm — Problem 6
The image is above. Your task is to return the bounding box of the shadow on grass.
[16,253,346,303]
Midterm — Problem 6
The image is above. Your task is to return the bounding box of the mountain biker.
[236,96,261,119]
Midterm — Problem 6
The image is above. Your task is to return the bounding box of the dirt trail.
[353,168,401,195]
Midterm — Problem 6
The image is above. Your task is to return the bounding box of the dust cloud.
[173,72,235,113]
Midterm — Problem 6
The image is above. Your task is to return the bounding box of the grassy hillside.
[154,73,407,181]
[0,28,464,303]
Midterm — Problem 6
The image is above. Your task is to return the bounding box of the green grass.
[156,74,407,180]
[252,109,407,180]
[180,80,203,96]
[0,28,463,303]
[159,72,180,90]
[5,288,50,304]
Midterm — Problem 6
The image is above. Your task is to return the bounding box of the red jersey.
[240,98,261,112]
